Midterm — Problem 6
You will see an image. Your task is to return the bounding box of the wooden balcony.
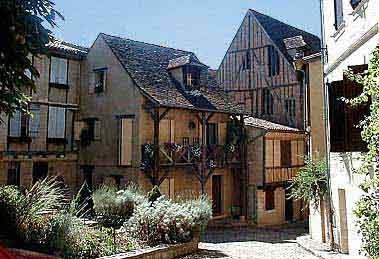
[265,165,304,184]
[141,143,241,169]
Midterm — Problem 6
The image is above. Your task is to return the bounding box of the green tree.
[0,0,63,117]
[345,46,379,258]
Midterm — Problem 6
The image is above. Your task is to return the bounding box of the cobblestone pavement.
[179,225,318,259]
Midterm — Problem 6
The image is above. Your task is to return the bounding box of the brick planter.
[99,236,200,259]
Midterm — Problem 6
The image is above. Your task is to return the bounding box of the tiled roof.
[244,116,300,132]
[47,38,88,57]
[167,54,208,70]
[283,35,307,50]
[101,33,246,114]
[250,9,321,62]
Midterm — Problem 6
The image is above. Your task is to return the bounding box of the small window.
[7,162,20,186]
[268,46,280,76]
[284,98,296,120]
[193,138,199,145]
[50,56,68,86]
[206,123,218,145]
[32,162,48,184]
[182,137,190,146]
[265,189,275,211]
[334,0,344,29]
[262,88,274,115]
[184,66,200,87]
[281,140,292,167]
[83,119,101,141]
[48,106,66,139]
[9,110,28,138]
[94,69,107,93]
[243,51,251,70]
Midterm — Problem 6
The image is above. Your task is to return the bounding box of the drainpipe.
[319,0,335,249]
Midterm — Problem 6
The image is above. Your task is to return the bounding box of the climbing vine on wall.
[345,46,379,258]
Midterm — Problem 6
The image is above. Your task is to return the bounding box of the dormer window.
[183,66,200,87]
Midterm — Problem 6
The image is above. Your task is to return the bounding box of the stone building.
[217,9,325,225]
[311,0,378,256]
[0,39,88,191]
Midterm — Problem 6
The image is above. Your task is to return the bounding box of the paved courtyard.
[180,224,318,259]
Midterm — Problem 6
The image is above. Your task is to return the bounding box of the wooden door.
[212,175,222,215]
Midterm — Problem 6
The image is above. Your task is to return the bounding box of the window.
[285,98,296,120]
[206,123,218,145]
[268,46,280,76]
[193,138,199,145]
[9,110,28,138]
[350,0,362,8]
[334,0,344,29]
[265,189,275,211]
[7,162,20,186]
[182,137,190,146]
[262,88,274,115]
[50,56,68,86]
[159,119,175,143]
[119,118,133,166]
[94,69,107,93]
[281,140,292,167]
[183,66,200,87]
[48,106,66,139]
[83,119,101,141]
[32,162,48,184]
[243,51,251,70]
[29,104,40,138]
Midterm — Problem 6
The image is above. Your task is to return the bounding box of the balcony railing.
[265,165,304,184]
[141,143,241,168]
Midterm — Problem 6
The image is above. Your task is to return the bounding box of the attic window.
[94,68,107,93]
[243,51,251,70]
[183,66,200,87]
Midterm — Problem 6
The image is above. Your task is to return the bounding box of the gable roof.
[244,116,300,132]
[249,9,321,62]
[47,38,88,58]
[100,33,246,114]
[167,54,208,70]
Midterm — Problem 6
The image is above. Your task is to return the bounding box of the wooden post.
[200,112,207,194]
[153,108,160,186]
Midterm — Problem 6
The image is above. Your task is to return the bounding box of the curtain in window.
[29,104,40,137]
[9,110,21,137]
[50,57,68,85]
[48,106,66,138]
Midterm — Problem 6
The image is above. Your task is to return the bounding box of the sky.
[53,0,321,69]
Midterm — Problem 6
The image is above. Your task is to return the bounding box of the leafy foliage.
[288,157,328,208]
[346,46,379,258]
[125,195,212,246]
[0,0,63,116]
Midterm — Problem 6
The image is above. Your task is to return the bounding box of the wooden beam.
[159,108,171,121]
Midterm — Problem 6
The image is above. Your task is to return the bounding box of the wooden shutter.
[89,72,95,94]
[94,120,101,140]
[329,80,346,152]
[74,121,85,141]
[159,119,170,143]
[120,118,133,166]
[9,110,21,137]
[50,57,67,84]
[218,123,227,145]
[28,104,40,137]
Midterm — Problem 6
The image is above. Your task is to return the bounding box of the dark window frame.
[262,88,274,116]
[7,162,21,186]
[94,68,107,93]
[334,0,344,30]
[183,65,201,87]
[280,140,292,168]
[206,123,218,146]
[265,189,275,211]
[267,45,280,76]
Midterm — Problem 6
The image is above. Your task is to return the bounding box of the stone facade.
[310,0,379,256]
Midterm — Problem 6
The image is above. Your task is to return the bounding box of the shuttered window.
[268,45,280,76]
[262,88,274,115]
[206,123,218,145]
[334,0,344,29]
[329,65,369,152]
[50,57,68,85]
[48,107,66,139]
[119,118,133,166]
[29,104,40,137]
[281,140,292,167]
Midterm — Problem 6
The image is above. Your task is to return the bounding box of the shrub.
[0,177,64,244]
[48,212,131,258]
[125,195,212,245]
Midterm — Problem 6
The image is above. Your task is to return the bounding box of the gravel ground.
[179,225,318,259]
